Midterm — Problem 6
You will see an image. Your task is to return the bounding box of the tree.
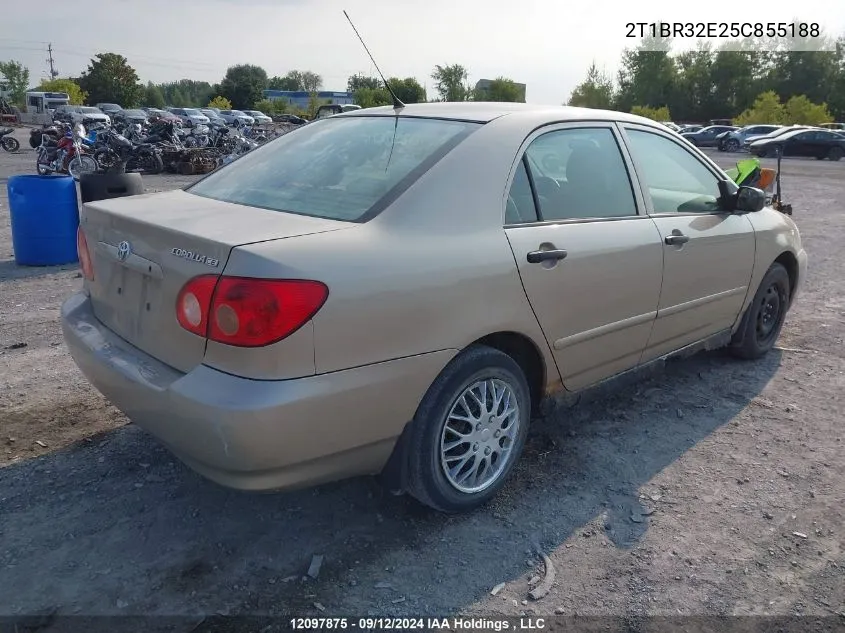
[78,53,142,107]
[347,74,382,92]
[567,62,614,109]
[431,64,471,102]
[144,82,165,108]
[389,77,426,104]
[268,75,299,91]
[672,44,715,121]
[615,36,676,113]
[37,78,86,105]
[219,64,268,109]
[158,80,214,108]
[474,77,524,102]
[783,95,831,125]
[254,98,283,115]
[272,70,323,93]
[208,95,232,110]
[0,60,30,105]
[631,105,672,121]
[734,91,785,125]
[353,87,392,108]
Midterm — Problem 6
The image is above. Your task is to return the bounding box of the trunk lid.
[82,189,351,373]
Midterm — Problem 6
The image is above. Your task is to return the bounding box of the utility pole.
[46,44,58,80]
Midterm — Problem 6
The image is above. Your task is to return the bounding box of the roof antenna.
[343,10,405,110]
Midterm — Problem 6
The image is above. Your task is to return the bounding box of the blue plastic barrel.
[7,175,80,266]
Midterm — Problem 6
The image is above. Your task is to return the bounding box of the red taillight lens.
[175,275,218,337]
[175,276,328,347]
[77,227,94,281]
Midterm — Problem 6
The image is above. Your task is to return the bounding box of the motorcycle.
[29,122,63,149]
[36,123,98,180]
[93,128,164,175]
[183,123,210,148]
[0,127,20,152]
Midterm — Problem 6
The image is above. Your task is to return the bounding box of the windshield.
[188,116,480,222]
[184,109,203,116]
[80,107,101,114]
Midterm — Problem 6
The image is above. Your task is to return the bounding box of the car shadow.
[0,348,781,621]
[0,259,79,283]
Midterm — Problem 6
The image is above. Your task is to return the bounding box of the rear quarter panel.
[223,116,557,382]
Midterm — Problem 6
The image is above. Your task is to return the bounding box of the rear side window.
[188,116,480,221]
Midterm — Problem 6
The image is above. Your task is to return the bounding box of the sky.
[2,0,844,105]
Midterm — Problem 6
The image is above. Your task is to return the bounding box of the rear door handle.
[527,249,568,264]
[664,233,690,246]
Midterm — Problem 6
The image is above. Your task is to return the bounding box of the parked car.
[660,121,681,132]
[63,102,806,513]
[146,108,181,124]
[113,108,149,127]
[742,125,815,148]
[749,127,845,160]
[200,109,228,125]
[678,124,704,133]
[819,122,845,131]
[168,107,210,127]
[95,103,123,116]
[716,125,782,152]
[244,110,273,125]
[53,105,111,127]
[218,109,255,126]
[274,114,308,125]
[314,104,362,119]
[681,125,738,147]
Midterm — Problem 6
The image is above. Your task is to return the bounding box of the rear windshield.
[187,116,480,222]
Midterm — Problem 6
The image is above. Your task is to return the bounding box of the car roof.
[336,101,658,125]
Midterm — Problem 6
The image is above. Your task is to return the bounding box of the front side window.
[625,129,723,214]
[522,127,637,221]
[189,116,480,222]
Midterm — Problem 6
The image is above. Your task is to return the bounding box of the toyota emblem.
[117,240,131,262]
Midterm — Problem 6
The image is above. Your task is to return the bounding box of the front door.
[503,124,664,391]
[621,125,756,362]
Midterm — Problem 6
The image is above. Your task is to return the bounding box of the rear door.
[620,125,756,362]
[503,123,664,391]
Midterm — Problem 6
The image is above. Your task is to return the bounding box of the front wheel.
[2,136,20,152]
[725,139,740,152]
[404,345,531,513]
[68,155,98,181]
[828,146,844,161]
[730,262,790,360]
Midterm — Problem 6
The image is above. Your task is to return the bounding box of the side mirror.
[735,186,766,213]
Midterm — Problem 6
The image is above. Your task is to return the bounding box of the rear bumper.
[61,291,454,491]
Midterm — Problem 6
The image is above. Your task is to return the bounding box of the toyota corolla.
[62,103,807,513]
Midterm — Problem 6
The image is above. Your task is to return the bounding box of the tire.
[730,263,790,360]
[404,345,531,513]
[725,138,740,152]
[68,155,98,181]
[79,172,145,203]
[828,146,844,161]
[94,149,120,173]
[2,136,20,152]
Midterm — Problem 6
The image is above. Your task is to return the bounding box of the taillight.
[175,274,217,337]
[176,276,328,347]
[77,227,94,281]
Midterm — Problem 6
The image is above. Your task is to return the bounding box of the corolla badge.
[117,240,131,262]
[170,247,220,268]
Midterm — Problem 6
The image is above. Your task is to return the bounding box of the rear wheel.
[730,263,790,360]
[828,146,844,161]
[2,136,20,152]
[405,345,531,513]
[725,138,740,152]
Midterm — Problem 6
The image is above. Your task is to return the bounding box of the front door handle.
[527,249,568,264]
[664,233,690,246]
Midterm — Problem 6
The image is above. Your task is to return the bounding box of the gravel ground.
[1,126,844,624]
